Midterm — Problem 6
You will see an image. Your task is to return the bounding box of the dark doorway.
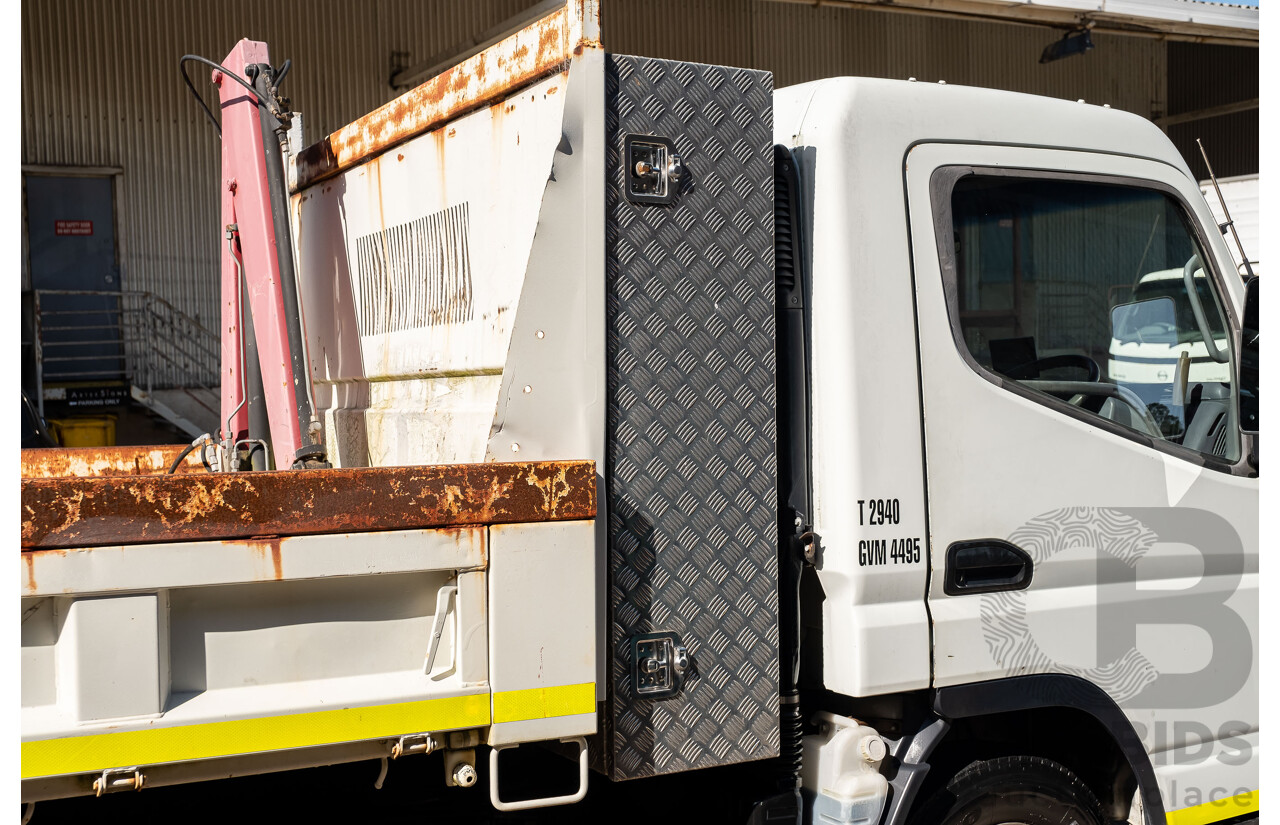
[24,172,126,410]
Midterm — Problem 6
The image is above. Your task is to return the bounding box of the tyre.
[915,755,1108,825]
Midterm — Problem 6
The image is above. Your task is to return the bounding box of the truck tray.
[22,458,595,550]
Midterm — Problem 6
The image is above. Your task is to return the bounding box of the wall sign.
[54,220,93,236]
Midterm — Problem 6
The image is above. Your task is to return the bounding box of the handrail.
[30,289,220,419]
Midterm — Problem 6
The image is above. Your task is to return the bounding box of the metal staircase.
[28,289,220,439]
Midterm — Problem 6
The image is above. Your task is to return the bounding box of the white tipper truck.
[20,2,1259,824]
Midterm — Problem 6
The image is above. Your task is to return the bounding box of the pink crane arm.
[216,40,322,469]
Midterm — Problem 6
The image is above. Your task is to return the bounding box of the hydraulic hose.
[21,391,56,447]
[779,532,806,784]
[167,434,212,474]
[179,54,292,138]
[166,442,198,475]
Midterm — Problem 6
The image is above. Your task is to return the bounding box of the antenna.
[1197,138,1255,280]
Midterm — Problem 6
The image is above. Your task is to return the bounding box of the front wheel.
[915,756,1107,825]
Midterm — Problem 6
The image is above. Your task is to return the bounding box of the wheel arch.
[884,674,1164,825]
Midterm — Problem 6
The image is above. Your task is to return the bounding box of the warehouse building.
[20,0,1258,443]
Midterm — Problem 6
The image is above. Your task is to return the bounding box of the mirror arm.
[1236,275,1258,443]
[1183,254,1229,364]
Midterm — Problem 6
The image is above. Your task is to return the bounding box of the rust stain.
[25,547,70,558]
[245,536,284,580]
[24,554,36,592]
[536,16,560,65]
[293,3,578,191]
[396,153,404,161]
[435,525,485,561]
[372,156,387,256]
[432,127,448,203]
[22,445,205,479]
[447,127,456,138]
[21,461,596,551]
[546,85,559,95]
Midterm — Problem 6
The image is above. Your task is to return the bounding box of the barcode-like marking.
[353,202,473,335]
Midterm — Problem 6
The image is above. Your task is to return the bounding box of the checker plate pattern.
[604,54,779,780]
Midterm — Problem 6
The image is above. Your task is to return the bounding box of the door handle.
[944,540,1033,595]
[423,584,457,675]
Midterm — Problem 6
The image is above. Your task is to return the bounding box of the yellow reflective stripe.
[1166,789,1259,825]
[492,682,595,724]
[21,692,490,780]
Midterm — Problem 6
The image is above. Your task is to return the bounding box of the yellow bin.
[50,414,118,448]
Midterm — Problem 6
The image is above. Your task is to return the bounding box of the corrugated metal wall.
[1167,42,1258,180]
[23,0,1252,342]
[21,0,543,332]
[604,0,1167,119]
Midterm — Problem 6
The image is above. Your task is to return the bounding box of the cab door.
[905,144,1257,821]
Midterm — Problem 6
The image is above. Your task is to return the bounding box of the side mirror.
[1238,276,1258,435]
[1109,296,1177,345]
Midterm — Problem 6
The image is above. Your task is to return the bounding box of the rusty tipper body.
[22,460,595,550]
[22,4,613,810]
[21,450,598,806]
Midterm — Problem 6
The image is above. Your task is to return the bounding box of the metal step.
[130,386,218,440]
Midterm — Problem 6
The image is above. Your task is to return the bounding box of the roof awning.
[768,0,1258,45]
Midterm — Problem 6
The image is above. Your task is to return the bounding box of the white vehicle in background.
[1108,264,1235,444]
[1109,267,1232,388]
[1200,174,1259,276]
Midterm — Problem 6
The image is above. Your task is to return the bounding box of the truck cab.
[778,77,1257,825]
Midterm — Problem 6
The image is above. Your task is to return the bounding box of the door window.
[944,174,1237,462]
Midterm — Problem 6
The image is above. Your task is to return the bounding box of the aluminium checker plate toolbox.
[601,53,779,781]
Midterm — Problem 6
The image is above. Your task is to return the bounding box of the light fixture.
[1040,28,1095,64]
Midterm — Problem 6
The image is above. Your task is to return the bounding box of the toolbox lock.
[630,631,690,699]
[624,134,683,206]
